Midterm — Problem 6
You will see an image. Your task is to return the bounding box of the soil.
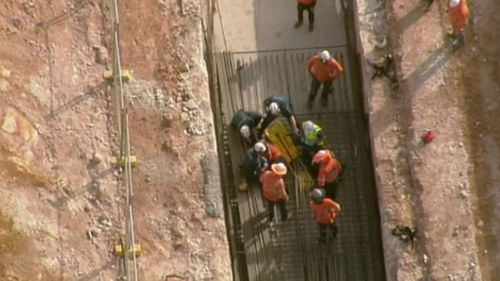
[1,0,500,280]
[360,0,500,280]
[0,0,230,280]
[462,0,500,279]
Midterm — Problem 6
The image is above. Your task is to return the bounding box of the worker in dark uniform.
[231,109,263,145]
[240,147,266,185]
[258,95,299,136]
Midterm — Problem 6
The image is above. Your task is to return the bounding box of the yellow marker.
[103,69,133,82]
[115,243,142,257]
[111,155,139,168]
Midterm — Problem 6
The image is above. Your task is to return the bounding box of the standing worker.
[259,95,300,136]
[309,188,341,243]
[294,0,317,32]
[231,109,263,145]
[260,163,289,226]
[312,149,342,199]
[307,50,343,109]
[447,0,469,48]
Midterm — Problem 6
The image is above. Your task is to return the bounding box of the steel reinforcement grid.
[214,48,386,281]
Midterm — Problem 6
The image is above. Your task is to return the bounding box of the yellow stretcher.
[264,118,300,162]
[264,119,315,189]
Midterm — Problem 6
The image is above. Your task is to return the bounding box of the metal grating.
[215,48,385,281]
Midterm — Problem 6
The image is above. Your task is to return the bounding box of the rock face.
[0,0,231,280]
[356,0,483,280]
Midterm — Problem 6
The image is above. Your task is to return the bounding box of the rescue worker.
[259,95,299,136]
[260,163,289,225]
[301,120,325,148]
[447,0,469,48]
[231,109,263,145]
[254,141,287,173]
[240,147,265,185]
[312,149,342,199]
[300,121,325,175]
[294,0,317,32]
[309,188,341,243]
[307,50,344,109]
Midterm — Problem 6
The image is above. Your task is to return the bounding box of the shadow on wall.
[402,40,455,94]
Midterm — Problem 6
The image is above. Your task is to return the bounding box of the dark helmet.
[310,188,326,204]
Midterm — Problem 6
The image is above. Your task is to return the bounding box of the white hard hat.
[254,141,267,153]
[449,0,460,8]
[302,121,315,133]
[320,50,331,61]
[268,102,280,115]
[271,163,287,176]
[240,125,250,138]
[312,149,329,164]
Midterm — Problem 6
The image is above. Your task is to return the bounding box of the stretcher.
[264,118,300,162]
[264,119,315,189]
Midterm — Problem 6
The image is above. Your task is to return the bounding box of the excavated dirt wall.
[355,0,483,280]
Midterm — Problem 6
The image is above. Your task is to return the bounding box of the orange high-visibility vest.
[260,170,287,202]
[310,198,341,224]
[449,0,469,33]
[308,56,344,83]
[298,0,316,5]
[317,151,342,187]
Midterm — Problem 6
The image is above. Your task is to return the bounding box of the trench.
[203,0,386,280]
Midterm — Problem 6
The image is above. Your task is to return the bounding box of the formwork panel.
[215,48,384,281]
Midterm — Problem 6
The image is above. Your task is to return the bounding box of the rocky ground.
[1,0,500,280]
[358,0,500,280]
[0,0,230,280]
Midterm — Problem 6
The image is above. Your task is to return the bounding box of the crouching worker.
[260,163,289,226]
[231,109,263,146]
[259,96,300,136]
[312,149,342,199]
[239,148,266,191]
[309,188,341,243]
[254,141,287,173]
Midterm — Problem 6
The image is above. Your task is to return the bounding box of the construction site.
[1,0,500,280]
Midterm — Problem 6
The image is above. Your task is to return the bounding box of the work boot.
[294,20,303,28]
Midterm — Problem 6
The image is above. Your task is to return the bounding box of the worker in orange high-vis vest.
[294,0,317,31]
[307,50,344,109]
[447,0,469,47]
[260,163,289,225]
[312,149,342,199]
[309,188,341,243]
